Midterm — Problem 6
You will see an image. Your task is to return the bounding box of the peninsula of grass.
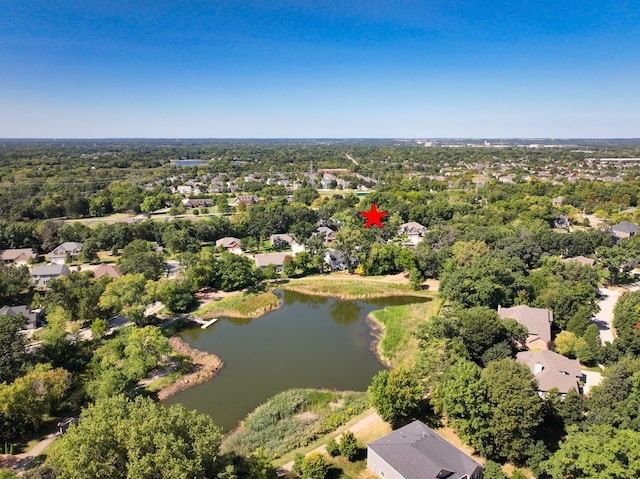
[223,389,369,458]
[369,300,441,368]
[280,276,435,300]
[195,291,281,319]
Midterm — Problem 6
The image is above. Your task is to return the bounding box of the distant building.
[269,234,305,253]
[562,256,596,267]
[254,252,292,272]
[30,263,70,288]
[552,196,564,206]
[316,226,336,244]
[181,198,213,209]
[230,195,258,207]
[612,221,640,241]
[0,305,41,329]
[215,237,243,255]
[399,222,427,247]
[0,248,37,266]
[93,264,122,279]
[367,420,484,479]
[48,242,82,265]
[498,304,553,350]
[516,350,583,396]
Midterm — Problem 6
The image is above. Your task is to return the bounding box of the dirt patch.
[157,337,223,401]
[328,399,345,410]
[294,411,318,421]
[366,314,392,367]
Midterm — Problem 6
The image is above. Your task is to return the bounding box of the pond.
[164,290,429,431]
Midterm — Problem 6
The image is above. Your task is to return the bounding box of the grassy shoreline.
[367,300,441,369]
[279,276,435,300]
[194,290,282,319]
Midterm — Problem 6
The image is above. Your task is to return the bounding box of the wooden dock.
[188,317,219,329]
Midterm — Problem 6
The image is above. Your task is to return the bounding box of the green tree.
[0,264,31,305]
[118,240,165,281]
[368,369,424,428]
[338,431,359,461]
[48,395,224,479]
[432,359,491,454]
[481,359,543,463]
[483,460,507,479]
[299,453,329,479]
[90,318,108,340]
[0,364,70,438]
[0,313,28,383]
[543,425,640,479]
[98,273,151,325]
[325,438,340,457]
[218,253,258,291]
[292,186,319,206]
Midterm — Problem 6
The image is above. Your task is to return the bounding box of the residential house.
[553,215,570,230]
[324,250,353,271]
[230,195,258,207]
[398,222,427,247]
[316,226,336,244]
[254,252,292,272]
[181,198,213,209]
[30,263,70,288]
[562,256,596,267]
[612,221,640,241]
[93,263,122,279]
[269,234,305,253]
[48,242,82,265]
[367,420,484,479]
[0,305,42,329]
[497,304,553,350]
[0,248,37,266]
[215,237,243,255]
[516,350,583,396]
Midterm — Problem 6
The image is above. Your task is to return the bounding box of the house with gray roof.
[48,242,82,264]
[612,221,640,241]
[269,234,305,253]
[516,350,583,396]
[253,252,292,272]
[0,305,41,329]
[498,304,553,350]
[30,263,70,288]
[367,420,483,479]
[215,237,243,255]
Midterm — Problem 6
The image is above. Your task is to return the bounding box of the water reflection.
[329,300,362,325]
[282,289,328,308]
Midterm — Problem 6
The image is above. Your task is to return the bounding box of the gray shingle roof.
[30,263,69,276]
[368,421,483,479]
[612,221,640,234]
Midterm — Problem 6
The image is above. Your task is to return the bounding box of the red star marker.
[359,203,388,229]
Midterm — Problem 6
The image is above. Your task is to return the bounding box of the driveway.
[591,287,621,344]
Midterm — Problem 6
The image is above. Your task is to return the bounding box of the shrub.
[338,431,358,461]
[300,453,329,479]
[325,438,340,457]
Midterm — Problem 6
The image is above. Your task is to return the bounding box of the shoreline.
[279,283,430,301]
[366,313,393,368]
[156,336,223,401]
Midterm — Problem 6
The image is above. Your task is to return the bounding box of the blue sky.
[1,1,638,138]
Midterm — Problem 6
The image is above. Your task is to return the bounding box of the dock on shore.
[188,317,219,329]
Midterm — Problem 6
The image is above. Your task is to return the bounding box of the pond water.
[164,290,429,431]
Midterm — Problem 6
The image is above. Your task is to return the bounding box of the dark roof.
[368,421,483,479]
[0,305,37,322]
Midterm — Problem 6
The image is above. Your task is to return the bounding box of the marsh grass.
[195,291,281,319]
